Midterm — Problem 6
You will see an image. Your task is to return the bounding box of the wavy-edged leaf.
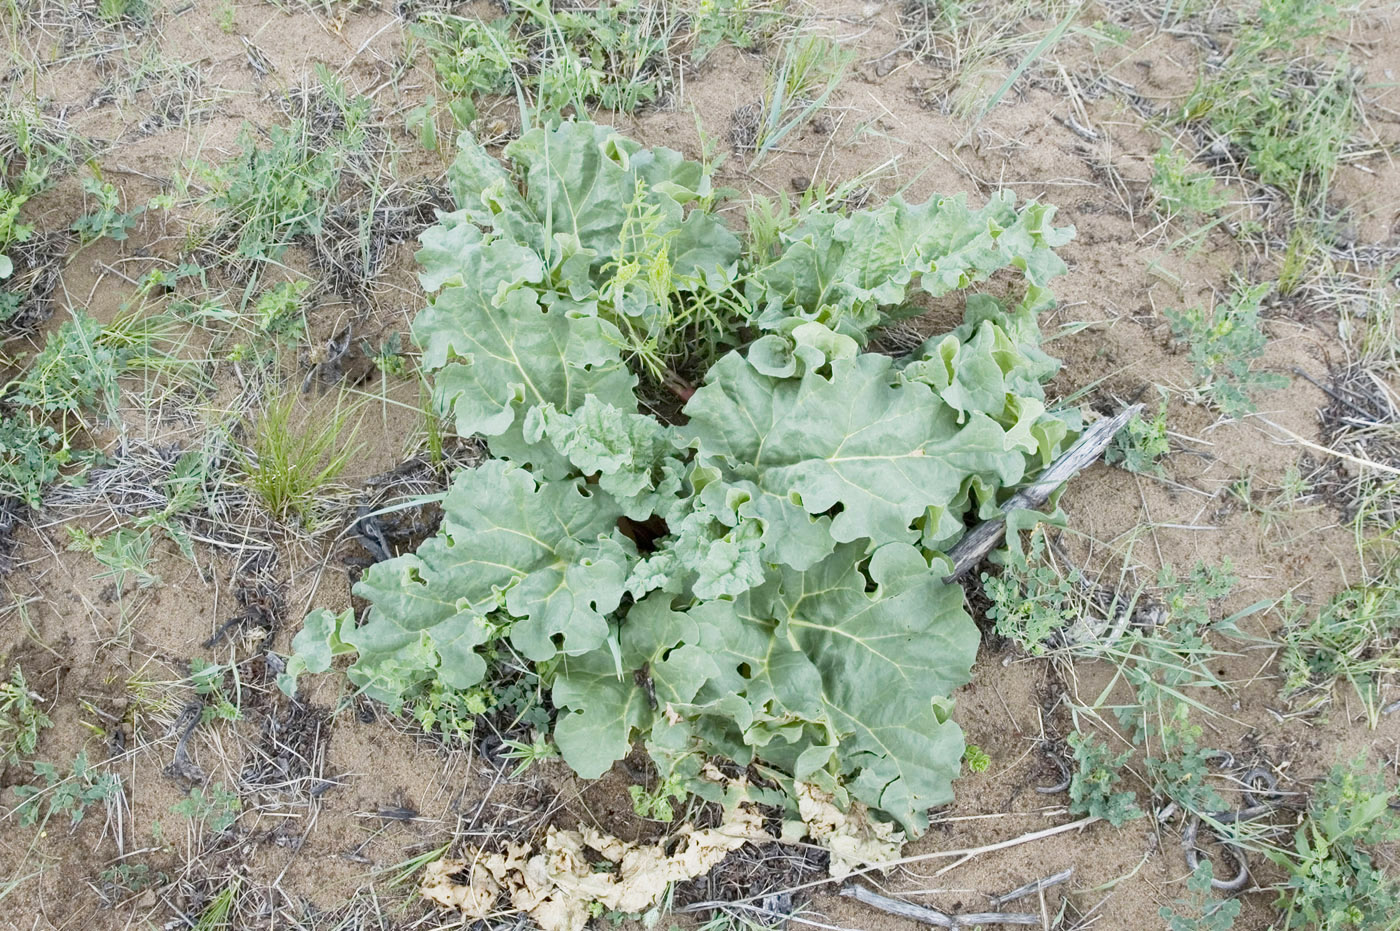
[686,542,977,833]
[353,460,635,675]
[749,192,1074,341]
[553,594,720,777]
[413,233,635,438]
[681,347,1035,566]
[523,395,685,519]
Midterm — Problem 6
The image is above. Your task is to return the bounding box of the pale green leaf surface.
[413,237,635,437]
[353,461,635,673]
[682,350,1034,561]
[553,595,720,777]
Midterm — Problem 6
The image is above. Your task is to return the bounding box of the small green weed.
[689,0,783,60]
[1167,282,1288,417]
[1145,702,1230,817]
[1161,862,1241,931]
[407,680,489,747]
[98,862,168,899]
[12,750,122,828]
[1178,0,1358,213]
[0,415,67,508]
[1106,403,1171,476]
[962,744,991,773]
[198,122,340,267]
[251,279,310,346]
[1279,584,1400,726]
[1269,757,1400,930]
[1151,143,1229,224]
[189,659,241,724]
[363,332,408,376]
[416,0,684,127]
[629,770,688,822]
[982,526,1081,653]
[0,665,51,764]
[1066,732,1143,826]
[214,0,235,32]
[97,0,151,26]
[173,782,241,834]
[66,527,161,589]
[71,174,143,245]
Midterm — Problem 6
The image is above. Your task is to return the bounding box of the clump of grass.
[1177,0,1361,217]
[0,306,184,508]
[415,0,692,128]
[729,34,852,166]
[899,0,1078,117]
[1278,583,1400,726]
[238,390,360,529]
[196,121,341,271]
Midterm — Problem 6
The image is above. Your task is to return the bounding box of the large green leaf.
[748,192,1074,341]
[522,395,686,520]
[504,122,734,275]
[552,594,720,778]
[413,232,636,438]
[686,542,976,834]
[680,345,1037,568]
[352,460,636,671]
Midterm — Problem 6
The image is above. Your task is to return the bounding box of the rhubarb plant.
[285,121,1077,835]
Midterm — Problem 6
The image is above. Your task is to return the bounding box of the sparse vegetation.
[11,750,122,828]
[1177,0,1358,213]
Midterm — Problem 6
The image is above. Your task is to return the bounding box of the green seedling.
[1067,732,1143,826]
[1106,403,1171,476]
[12,750,122,828]
[0,665,51,764]
[1167,282,1288,417]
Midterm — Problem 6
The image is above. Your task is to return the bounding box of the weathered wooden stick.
[942,405,1142,582]
[839,884,1040,927]
[989,867,1074,908]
